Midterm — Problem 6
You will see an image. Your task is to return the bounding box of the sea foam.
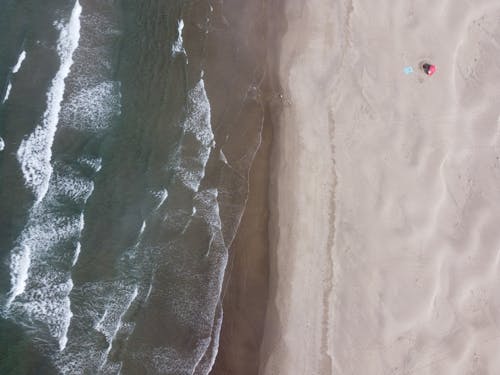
[64,81,121,131]
[17,1,81,204]
[5,167,96,349]
[98,285,139,369]
[175,78,215,191]
[172,19,185,55]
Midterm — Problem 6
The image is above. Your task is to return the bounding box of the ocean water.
[0,0,264,374]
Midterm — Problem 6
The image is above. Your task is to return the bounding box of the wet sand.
[211,106,271,375]
[259,1,338,373]
[208,0,285,373]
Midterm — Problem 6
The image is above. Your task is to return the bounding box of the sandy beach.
[258,0,500,373]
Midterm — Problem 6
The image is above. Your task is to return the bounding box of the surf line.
[16,0,82,204]
[5,0,82,341]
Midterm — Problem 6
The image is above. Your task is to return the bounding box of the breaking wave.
[173,77,215,192]
[16,1,81,204]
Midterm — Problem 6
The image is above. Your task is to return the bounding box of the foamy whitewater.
[172,19,185,55]
[16,1,81,204]
[174,77,215,192]
[6,1,81,309]
[5,159,100,348]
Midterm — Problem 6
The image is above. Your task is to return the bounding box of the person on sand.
[422,63,436,76]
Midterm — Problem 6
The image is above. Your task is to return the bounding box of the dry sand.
[260,0,500,373]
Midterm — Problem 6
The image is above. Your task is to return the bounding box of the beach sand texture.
[260,0,500,373]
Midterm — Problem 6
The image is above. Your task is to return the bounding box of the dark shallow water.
[0,0,265,373]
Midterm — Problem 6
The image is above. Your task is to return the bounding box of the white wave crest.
[5,162,95,350]
[72,242,81,267]
[5,244,31,307]
[172,19,185,55]
[12,50,26,74]
[2,50,27,104]
[2,82,12,104]
[139,221,146,237]
[151,188,168,210]
[59,279,74,351]
[78,156,102,172]
[17,0,82,204]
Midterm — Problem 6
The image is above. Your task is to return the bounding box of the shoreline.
[210,102,272,375]
[209,0,285,374]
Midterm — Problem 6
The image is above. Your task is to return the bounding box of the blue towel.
[403,66,414,75]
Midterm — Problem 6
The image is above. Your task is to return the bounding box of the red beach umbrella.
[422,63,436,76]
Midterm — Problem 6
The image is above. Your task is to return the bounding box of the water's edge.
[210,0,287,373]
